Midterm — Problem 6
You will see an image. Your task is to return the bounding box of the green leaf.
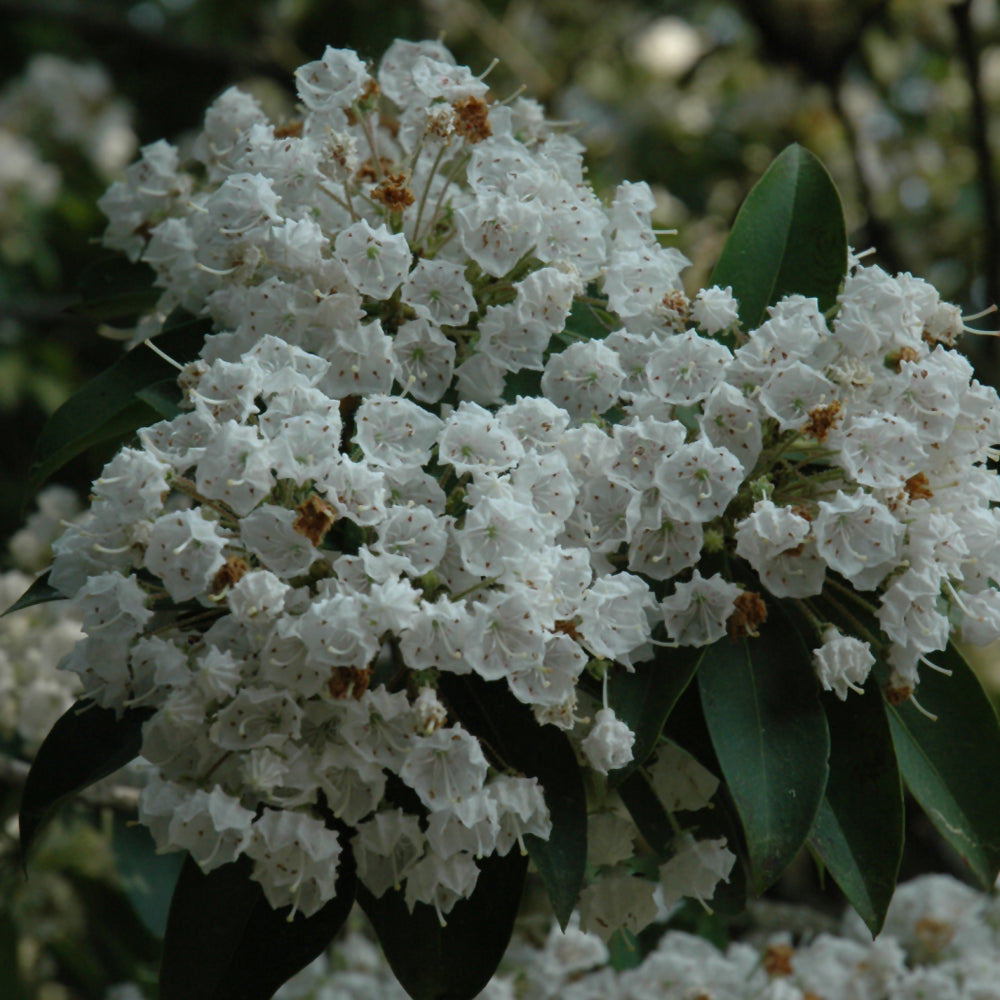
[809,680,903,935]
[709,143,847,331]
[161,853,356,1000]
[359,849,528,1000]
[25,318,209,499]
[135,378,185,420]
[886,643,1000,888]
[2,570,64,615]
[617,769,674,856]
[438,673,586,928]
[70,256,160,323]
[112,814,185,938]
[697,601,830,894]
[607,645,703,785]
[19,700,153,860]
[618,769,749,918]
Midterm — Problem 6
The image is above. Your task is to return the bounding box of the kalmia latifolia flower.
[42,38,1000,927]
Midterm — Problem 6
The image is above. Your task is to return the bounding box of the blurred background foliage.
[3,2,1000,996]
[3,0,1000,545]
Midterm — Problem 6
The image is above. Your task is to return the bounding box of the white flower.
[166,786,255,872]
[400,726,490,826]
[294,46,370,115]
[659,570,741,647]
[355,394,443,470]
[814,489,903,589]
[833,413,927,489]
[577,574,654,667]
[245,808,343,917]
[646,330,732,405]
[812,627,875,699]
[692,285,739,333]
[541,341,625,419]
[437,400,525,474]
[581,707,635,774]
[353,809,425,897]
[391,319,456,402]
[144,510,228,602]
[402,259,477,327]
[659,835,736,910]
[335,219,411,297]
[653,438,744,524]
[578,871,658,942]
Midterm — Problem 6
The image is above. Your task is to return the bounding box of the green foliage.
[617,769,675,857]
[70,257,160,324]
[886,643,1000,888]
[359,850,528,1000]
[710,143,847,331]
[161,855,357,1000]
[112,816,186,938]
[606,646,703,786]
[809,678,904,935]
[25,314,208,501]
[696,600,830,895]
[1,570,62,614]
[19,700,152,860]
[11,126,1000,1000]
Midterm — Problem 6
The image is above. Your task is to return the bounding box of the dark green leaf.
[70,256,159,323]
[161,853,356,1000]
[709,143,847,331]
[438,673,586,928]
[697,601,830,894]
[619,767,749,918]
[809,680,903,935]
[25,318,209,498]
[608,645,703,785]
[19,700,153,860]
[2,570,65,614]
[359,850,527,1000]
[617,769,674,857]
[112,814,185,938]
[886,643,1000,888]
[136,378,186,420]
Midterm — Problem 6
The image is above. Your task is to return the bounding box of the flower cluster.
[49,39,1000,923]
[100,871,1000,1000]
[271,872,1000,1000]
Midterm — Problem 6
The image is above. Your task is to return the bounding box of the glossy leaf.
[25,318,209,498]
[2,570,64,615]
[112,814,185,937]
[710,143,847,331]
[19,699,153,859]
[161,853,356,1000]
[886,643,1000,888]
[70,256,159,323]
[809,680,903,935]
[617,769,674,856]
[359,849,528,1000]
[438,673,586,927]
[607,645,703,785]
[136,378,185,420]
[697,601,829,894]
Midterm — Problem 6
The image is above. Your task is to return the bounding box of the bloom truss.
[48,39,1000,927]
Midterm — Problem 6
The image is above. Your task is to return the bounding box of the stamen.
[144,338,185,371]
[909,693,938,722]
